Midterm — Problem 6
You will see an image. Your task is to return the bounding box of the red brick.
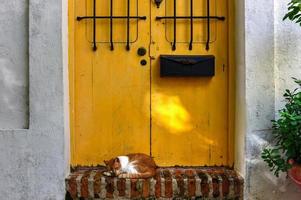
[185,169,195,178]
[155,177,161,198]
[130,179,140,198]
[177,178,185,197]
[163,169,172,178]
[66,167,244,199]
[67,175,78,199]
[155,170,162,198]
[80,171,90,198]
[212,176,220,198]
[173,169,184,179]
[93,171,102,197]
[161,169,173,198]
[165,178,173,198]
[105,177,114,198]
[221,174,230,197]
[188,178,196,197]
[202,181,210,197]
[142,179,150,198]
[117,178,126,197]
[198,172,209,197]
[234,177,242,196]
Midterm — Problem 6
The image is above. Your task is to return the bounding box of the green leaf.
[261,78,301,178]
[284,0,301,25]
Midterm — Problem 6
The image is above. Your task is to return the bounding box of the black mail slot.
[160,55,215,77]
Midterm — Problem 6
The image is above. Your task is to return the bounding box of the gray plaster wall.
[0,0,69,199]
[236,0,301,199]
[234,0,246,177]
[275,1,301,109]
[0,1,29,129]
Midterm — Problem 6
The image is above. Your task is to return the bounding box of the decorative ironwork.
[189,0,193,50]
[78,0,225,51]
[77,0,147,51]
[172,0,176,50]
[156,0,226,50]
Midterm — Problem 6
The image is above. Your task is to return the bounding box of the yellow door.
[69,0,151,165]
[150,0,230,166]
[69,0,233,166]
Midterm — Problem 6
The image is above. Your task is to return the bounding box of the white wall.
[0,0,69,199]
[235,0,301,199]
[275,1,301,109]
[234,0,246,177]
[0,1,29,129]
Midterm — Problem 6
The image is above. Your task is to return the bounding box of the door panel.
[150,0,229,166]
[70,0,231,166]
[164,0,218,43]
[71,0,150,165]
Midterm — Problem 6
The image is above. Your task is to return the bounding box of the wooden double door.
[69,0,233,166]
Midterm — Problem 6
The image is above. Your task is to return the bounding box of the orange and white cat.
[103,153,157,178]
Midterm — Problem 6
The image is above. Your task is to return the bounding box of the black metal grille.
[77,0,147,51]
[77,0,225,51]
[156,0,225,51]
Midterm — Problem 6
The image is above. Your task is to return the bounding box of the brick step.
[65,167,243,199]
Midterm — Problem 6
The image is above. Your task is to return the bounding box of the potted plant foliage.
[283,0,301,26]
[261,78,301,188]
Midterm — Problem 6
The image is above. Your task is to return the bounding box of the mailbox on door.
[160,55,215,77]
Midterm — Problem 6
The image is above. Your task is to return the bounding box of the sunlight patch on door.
[152,93,193,134]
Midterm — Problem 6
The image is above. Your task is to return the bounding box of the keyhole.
[140,59,147,66]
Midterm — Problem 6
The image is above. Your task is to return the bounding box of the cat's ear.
[104,160,108,165]
[114,157,120,163]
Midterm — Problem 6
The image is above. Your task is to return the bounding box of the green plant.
[283,0,301,26]
[261,78,301,177]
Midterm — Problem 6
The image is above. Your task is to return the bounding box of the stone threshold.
[65,166,244,200]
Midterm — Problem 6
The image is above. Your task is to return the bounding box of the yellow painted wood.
[69,0,233,166]
[150,0,230,166]
[228,0,235,167]
[69,0,76,164]
[70,0,151,166]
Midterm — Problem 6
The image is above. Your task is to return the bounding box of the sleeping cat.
[103,153,157,178]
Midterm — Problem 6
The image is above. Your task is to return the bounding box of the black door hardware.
[77,0,147,51]
[172,0,176,51]
[206,0,210,51]
[110,0,114,50]
[140,59,147,66]
[154,0,163,8]
[189,0,193,50]
[156,0,225,51]
[137,47,147,56]
[160,55,215,77]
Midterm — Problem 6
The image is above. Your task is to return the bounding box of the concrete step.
[65,167,243,199]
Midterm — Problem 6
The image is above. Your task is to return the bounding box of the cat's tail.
[119,172,154,179]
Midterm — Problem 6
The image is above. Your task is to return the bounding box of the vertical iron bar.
[189,0,193,50]
[172,0,176,51]
[206,0,210,51]
[126,0,130,50]
[110,0,114,50]
[93,0,97,51]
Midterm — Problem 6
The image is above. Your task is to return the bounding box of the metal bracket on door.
[77,0,147,51]
[154,0,163,8]
[156,0,225,51]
